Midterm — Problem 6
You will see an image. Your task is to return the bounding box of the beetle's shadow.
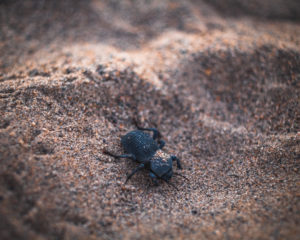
[137,176,182,204]
[140,184,180,207]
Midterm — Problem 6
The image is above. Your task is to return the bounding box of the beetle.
[103,126,185,189]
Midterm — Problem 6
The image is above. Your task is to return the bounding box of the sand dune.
[0,1,299,239]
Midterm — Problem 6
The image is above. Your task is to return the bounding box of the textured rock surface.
[0,0,299,239]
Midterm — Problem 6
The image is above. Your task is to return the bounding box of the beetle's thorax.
[153,150,170,162]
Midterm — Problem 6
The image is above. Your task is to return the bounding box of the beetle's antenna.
[102,149,116,157]
[174,172,190,182]
[161,179,179,191]
[132,118,140,128]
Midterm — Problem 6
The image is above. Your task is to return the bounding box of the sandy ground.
[0,0,300,239]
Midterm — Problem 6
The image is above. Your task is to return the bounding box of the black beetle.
[104,126,185,189]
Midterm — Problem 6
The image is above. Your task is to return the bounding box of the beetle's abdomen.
[121,130,159,162]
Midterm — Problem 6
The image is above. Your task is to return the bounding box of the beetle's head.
[150,156,173,180]
[161,168,173,181]
[150,156,180,190]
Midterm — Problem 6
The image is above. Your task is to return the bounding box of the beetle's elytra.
[104,126,183,189]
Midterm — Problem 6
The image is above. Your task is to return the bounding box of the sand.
[0,0,299,239]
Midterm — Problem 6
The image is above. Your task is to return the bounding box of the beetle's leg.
[161,178,179,191]
[136,127,161,140]
[103,151,136,161]
[171,156,182,169]
[125,163,145,183]
[149,172,159,186]
[158,140,165,149]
